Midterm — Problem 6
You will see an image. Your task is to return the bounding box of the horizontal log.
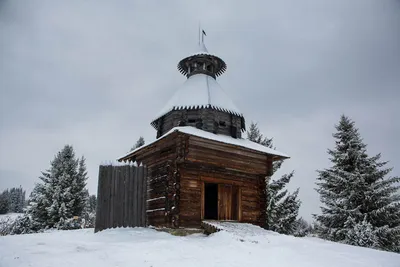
[181,162,262,181]
[186,153,266,175]
[180,179,201,189]
[241,203,261,212]
[147,191,165,200]
[188,144,268,167]
[242,211,260,217]
[180,210,201,217]
[147,212,168,220]
[180,191,201,200]
[179,202,201,210]
[241,195,259,203]
[147,201,166,211]
[188,137,268,161]
[241,188,259,196]
[200,176,259,188]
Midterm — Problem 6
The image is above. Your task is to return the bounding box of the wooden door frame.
[200,180,242,221]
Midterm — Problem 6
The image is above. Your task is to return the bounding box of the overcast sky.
[1,0,399,221]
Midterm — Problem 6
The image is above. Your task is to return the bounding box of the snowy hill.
[0,227,399,267]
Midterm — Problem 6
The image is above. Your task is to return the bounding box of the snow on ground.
[0,226,399,267]
[0,213,22,231]
[0,213,22,222]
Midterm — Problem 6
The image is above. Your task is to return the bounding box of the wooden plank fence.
[95,164,147,232]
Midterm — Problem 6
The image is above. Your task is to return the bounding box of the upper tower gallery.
[150,33,246,139]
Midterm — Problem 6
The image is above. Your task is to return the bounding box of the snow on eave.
[117,129,179,162]
[118,126,289,161]
[175,126,289,159]
[101,160,138,166]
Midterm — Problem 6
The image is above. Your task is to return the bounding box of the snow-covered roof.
[153,73,242,122]
[119,126,289,161]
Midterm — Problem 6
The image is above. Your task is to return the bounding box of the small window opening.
[219,121,226,127]
[188,118,196,124]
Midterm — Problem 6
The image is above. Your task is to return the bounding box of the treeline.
[0,187,26,214]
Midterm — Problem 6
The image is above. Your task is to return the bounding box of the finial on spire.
[198,22,206,45]
[202,29,206,43]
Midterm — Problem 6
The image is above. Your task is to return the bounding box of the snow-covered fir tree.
[72,156,89,216]
[0,190,9,214]
[27,145,89,229]
[130,136,145,151]
[0,187,25,214]
[87,194,97,214]
[82,192,97,228]
[314,115,400,252]
[8,187,25,213]
[293,217,312,237]
[247,122,301,235]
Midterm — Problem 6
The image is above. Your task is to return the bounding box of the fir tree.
[0,190,9,214]
[88,194,97,213]
[82,193,97,228]
[293,217,312,237]
[16,187,26,213]
[27,183,50,228]
[27,145,89,229]
[130,136,145,151]
[71,156,88,216]
[247,122,301,235]
[8,188,18,212]
[7,187,26,213]
[314,115,400,252]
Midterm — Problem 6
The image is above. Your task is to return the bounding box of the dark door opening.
[204,183,218,220]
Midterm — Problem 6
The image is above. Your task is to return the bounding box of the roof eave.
[151,106,245,130]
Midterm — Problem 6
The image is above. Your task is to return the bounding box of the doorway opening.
[204,183,218,220]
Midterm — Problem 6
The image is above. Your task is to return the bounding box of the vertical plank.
[227,185,232,220]
[218,184,222,220]
[123,165,128,227]
[137,165,143,226]
[238,187,242,222]
[142,166,148,226]
[112,166,119,228]
[105,165,112,230]
[116,167,122,227]
[119,166,125,227]
[128,165,135,227]
[126,165,131,227]
[200,182,205,220]
[95,165,104,232]
[133,166,138,227]
[231,185,238,221]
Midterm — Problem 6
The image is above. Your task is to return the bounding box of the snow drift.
[0,227,399,267]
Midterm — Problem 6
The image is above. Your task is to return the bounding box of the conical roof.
[151,41,242,130]
[153,73,242,121]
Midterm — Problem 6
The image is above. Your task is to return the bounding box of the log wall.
[159,108,243,138]
[134,133,180,228]
[178,134,270,228]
